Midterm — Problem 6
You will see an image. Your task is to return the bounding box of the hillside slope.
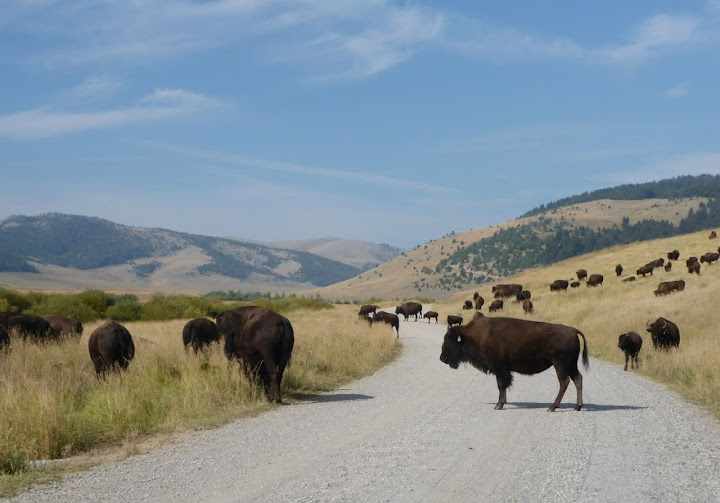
[269,238,403,270]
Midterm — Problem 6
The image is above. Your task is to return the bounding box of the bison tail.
[577,330,590,371]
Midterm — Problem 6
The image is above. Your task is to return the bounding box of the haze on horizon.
[2,1,720,249]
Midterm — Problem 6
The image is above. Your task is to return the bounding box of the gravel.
[5,313,720,502]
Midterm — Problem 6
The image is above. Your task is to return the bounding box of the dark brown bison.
[700,252,720,265]
[463,300,473,310]
[492,284,523,299]
[515,290,531,302]
[224,307,295,402]
[423,311,439,324]
[576,269,587,281]
[710,231,717,239]
[647,317,680,350]
[358,304,379,316]
[570,281,581,288]
[182,318,221,353]
[88,321,135,376]
[447,315,463,327]
[688,261,701,275]
[686,256,699,266]
[440,317,589,411]
[636,265,654,277]
[618,332,642,371]
[587,274,604,287]
[473,292,480,300]
[522,299,534,315]
[648,258,665,268]
[372,311,400,337]
[667,250,680,260]
[664,262,672,272]
[395,302,422,321]
[0,325,9,351]
[622,276,636,282]
[654,280,685,296]
[0,313,57,340]
[488,300,504,312]
[472,311,484,320]
[550,279,569,292]
[615,264,623,276]
[42,315,83,338]
[474,296,485,311]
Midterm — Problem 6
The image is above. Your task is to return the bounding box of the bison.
[224,307,295,402]
[636,265,654,277]
[447,315,463,327]
[488,300,504,312]
[493,284,523,299]
[667,250,680,261]
[0,313,57,340]
[688,261,701,275]
[686,256,699,266]
[647,317,680,350]
[710,231,717,239]
[622,276,636,282]
[648,258,665,268]
[587,274,604,287]
[615,264,623,276]
[654,280,685,296]
[395,302,422,321]
[372,311,400,337]
[88,321,135,376]
[576,269,588,281]
[522,299,534,315]
[0,325,8,351]
[570,281,581,288]
[463,300,473,310]
[474,296,485,311]
[700,252,719,265]
[618,332,642,371]
[182,318,221,353]
[42,315,83,338]
[550,280,569,292]
[440,317,589,411]
[515,290,531,303]
[358,304,379,317]
[473,291,480,300]
[424,311,439,324]
[664,262,672,272]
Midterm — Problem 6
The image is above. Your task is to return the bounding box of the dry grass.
[0,305,400,490]
[435,229,720,419]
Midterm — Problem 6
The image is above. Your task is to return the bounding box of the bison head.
[394,306,403,315]
[618,334,629,350]
[440,328,464,369]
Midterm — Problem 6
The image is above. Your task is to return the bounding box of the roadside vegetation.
[0,304,401,492]
[440,229,720,420]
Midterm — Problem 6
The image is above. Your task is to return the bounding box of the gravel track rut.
[6,314,720,502]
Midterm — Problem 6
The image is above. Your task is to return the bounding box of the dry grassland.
[0,305,401,489]
[434,229,720,419]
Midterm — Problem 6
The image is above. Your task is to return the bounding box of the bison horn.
[660,318,667,329]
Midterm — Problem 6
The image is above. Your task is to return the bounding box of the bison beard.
[440,317,589,411]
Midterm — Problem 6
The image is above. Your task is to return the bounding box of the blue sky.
[1,1,720,249]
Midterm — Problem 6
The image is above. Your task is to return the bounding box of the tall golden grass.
[440,229,720,419]
[0,305,400,480]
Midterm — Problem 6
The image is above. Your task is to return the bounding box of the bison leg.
[550,368,571,412]
[571,372,583,411]
[624,352,629,371]
[494,371,512,410]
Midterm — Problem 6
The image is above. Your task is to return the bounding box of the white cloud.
[60,75,125,102]
[662,83,688,98]
[139,88,221,108]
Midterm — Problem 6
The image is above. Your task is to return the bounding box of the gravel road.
[6,312,720,503]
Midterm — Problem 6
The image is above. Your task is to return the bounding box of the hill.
[268,238,403,270]
[0,214,363,293]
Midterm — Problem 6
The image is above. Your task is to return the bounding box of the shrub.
[27,295,99,323]
[105,301,143,322]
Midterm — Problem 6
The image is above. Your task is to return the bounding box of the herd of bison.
[0,231,716,409]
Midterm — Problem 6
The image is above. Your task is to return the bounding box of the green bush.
[27,295,99,323]
[77,290,115,317]
[0,288,32,313]
[105,301,143,322]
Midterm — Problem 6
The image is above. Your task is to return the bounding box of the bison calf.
[447,315,463,327]
[488,300,504,312]
[522,299,534,315]
[182,318,220,353]
[424,311,439,324]
[618,332,642,371]
[570,281,580,288]
[463,300,473,310]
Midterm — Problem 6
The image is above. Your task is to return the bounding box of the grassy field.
[0,305,401,492]
[435,229,720,419]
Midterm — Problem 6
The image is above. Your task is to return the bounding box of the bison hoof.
[574,405,582,411]
[494,404,504,410]
[548,406,557,412]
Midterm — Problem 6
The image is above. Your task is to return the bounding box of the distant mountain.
[269,238,403,270]
[0,213,362,292]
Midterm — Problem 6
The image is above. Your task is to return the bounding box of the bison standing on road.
[440,316,589,411]
[447,315,463,327]
[667,250,680,260]
[395,302,422,321]
[488,300,504,312]
[618,332,642,371]
[647,317,680,350]
[587,274,604,287]
[522,299,534,315]
[88,321,135,376]
[423,311,439,324]
[224,307,295,402]
[550,280,569,292]
[615,264,623,276]
[372,311,400,337]
[182,318,221,353]
[43,315,83,338]
[654,280,685,296]
[576,269,587,281]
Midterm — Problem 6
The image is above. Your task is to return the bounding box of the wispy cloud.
[0,89,219,140]
[597,152,720,184]
[59,75,125,102]
[662,83,689,98]
[139,140,457,194]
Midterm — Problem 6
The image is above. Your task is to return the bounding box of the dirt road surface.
[6,313,720,502]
